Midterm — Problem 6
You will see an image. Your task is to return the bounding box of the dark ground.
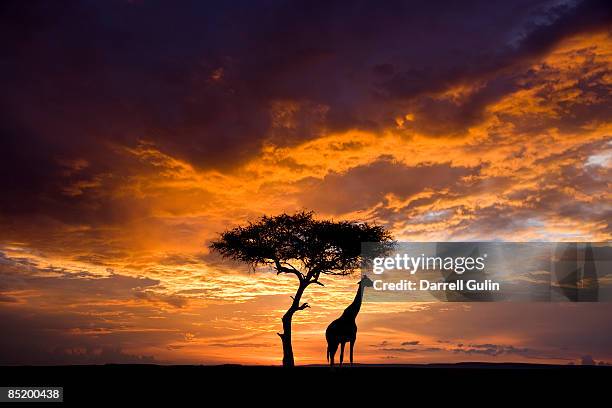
[1,363,610,405]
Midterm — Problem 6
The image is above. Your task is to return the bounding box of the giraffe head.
[359,275,374,288]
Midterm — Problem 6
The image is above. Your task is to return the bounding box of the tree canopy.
[210,211,394,283]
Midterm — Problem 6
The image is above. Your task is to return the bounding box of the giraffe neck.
[341,283,363,321]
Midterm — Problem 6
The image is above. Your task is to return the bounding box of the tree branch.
[303,269,324,287]
[273,258,304,282]
[297,302,310,310]
[307,279,324,287]
[281,261,305,279]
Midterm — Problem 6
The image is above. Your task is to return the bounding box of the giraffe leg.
[339,342,346,367]
[329,342,338,367]
[350,340,355,366]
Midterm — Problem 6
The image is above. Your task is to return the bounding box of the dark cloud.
[452,343,530,356]
[0,252,167,304]
[207,343,270,348]
[0,307,159,365]
[581,355,596,365]
[404,75,521,136]
[382,347,443,353]
[360,137,611,238]
[370,340,390,347]
[297,157,477,213]
[0,294,19,303]
[133,289,189,308]
[2,345,156,366]
[451,142,612,238]
[370,303,612,360]
[1,0,611,219]
[0,255,192,364]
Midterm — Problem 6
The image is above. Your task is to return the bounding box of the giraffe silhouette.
[325,275,374,367]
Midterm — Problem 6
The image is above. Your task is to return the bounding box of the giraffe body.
[325,275,373,367]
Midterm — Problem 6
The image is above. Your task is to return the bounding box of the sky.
[0,0,611,365]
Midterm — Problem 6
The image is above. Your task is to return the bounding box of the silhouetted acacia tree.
[210,211,393,367]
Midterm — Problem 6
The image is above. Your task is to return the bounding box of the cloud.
[0,294,19,303]
[2,0,611,215]
[297,158,477,214]
[381,347,443,353]
[207,343,271,349]
[362,302,612,362]
[581,355,596,365]
[452,343,530,356]
[133,289,188,308]
[0,250,191,310]
[0,305,161,365]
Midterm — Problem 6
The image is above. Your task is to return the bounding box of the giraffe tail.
[326,348,329,362]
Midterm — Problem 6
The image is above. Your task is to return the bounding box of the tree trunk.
[278,282,307,367]
[280,310,295,367]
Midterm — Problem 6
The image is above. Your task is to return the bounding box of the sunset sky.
[1,0,611,366]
